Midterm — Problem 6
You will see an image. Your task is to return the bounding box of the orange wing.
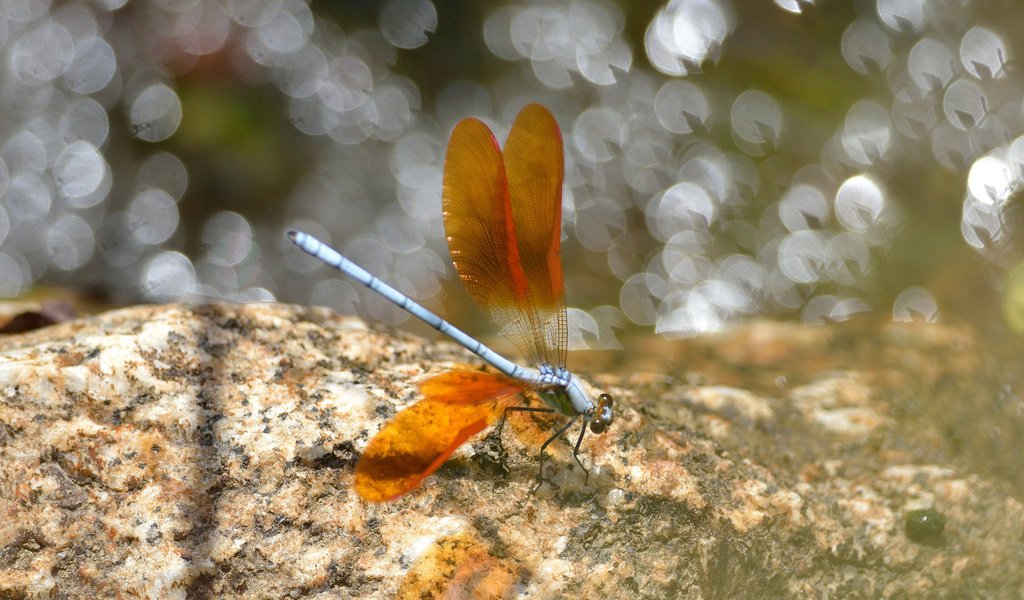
[442,104,567,368]
[503,104,567,367]
[353,370,526,502]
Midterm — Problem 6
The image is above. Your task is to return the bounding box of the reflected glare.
[893,286,940,322]
[731,89,782,153]
[877,0,926,33]
[0,0,1016,345]
[129,83,183,142]
[379,0,437,50]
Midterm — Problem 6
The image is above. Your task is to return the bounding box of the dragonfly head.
[588,393,614,434]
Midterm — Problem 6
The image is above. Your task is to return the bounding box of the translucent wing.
[353,370,525,502]
[442,104,567,368]
[502,104,567,367]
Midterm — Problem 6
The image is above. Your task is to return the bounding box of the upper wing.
[442,104,567,368]
[353,369,525,502]
[502,104,567,368]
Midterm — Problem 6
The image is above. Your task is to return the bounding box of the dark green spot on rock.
[905,508,946,546]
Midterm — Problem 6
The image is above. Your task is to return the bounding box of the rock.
[0,304,1021,598]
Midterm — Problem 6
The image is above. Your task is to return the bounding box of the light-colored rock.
[0,305,1021,598]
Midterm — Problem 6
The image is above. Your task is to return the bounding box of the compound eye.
[597,393,614,425]
[590,393,615,434]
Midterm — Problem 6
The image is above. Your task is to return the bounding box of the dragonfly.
[288,103,614,502]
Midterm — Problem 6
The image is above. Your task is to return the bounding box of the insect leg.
[531,415,580,494]
[496,405,556,440]
[494,405,556,470]
[571,420,590,484]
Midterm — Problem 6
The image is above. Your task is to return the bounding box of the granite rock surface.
[0,304,1021,598]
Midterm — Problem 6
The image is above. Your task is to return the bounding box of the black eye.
[591,393,614,434]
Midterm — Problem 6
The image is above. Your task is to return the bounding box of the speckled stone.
[0,304,1021,598]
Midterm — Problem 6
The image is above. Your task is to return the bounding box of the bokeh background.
[1,0,1022,348]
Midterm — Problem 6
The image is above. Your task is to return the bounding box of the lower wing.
[354,369,527,502]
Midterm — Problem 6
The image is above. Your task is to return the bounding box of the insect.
[288,104,614,502]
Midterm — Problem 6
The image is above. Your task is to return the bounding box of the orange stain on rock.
[396,533,526,600]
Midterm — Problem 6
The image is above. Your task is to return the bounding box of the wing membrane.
[503,104,567,367]
[353,370,525,502]
[442,105,567,367]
